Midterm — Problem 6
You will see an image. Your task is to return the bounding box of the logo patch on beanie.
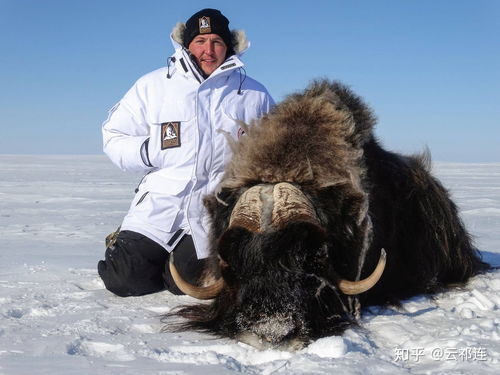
[161,122,181,149]
[199,16,211,34]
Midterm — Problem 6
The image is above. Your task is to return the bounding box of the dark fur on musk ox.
[166,79,489,350]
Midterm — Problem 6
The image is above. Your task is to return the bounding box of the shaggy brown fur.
[167,79,489,349]
[222,81,374,190]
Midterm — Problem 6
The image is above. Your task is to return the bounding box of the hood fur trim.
[171,22,249,55]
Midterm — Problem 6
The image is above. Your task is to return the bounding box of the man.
[98,9,274,297]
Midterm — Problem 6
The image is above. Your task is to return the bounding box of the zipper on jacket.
[134,171,153,193]
[179,58,189,73]
[180,55,203,83]
[135,191,149,205]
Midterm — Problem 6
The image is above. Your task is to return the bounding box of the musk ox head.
[168,80,387,349]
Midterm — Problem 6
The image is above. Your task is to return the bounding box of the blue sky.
[1,0,499,161]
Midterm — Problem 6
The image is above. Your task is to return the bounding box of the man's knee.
[98,231,168,297]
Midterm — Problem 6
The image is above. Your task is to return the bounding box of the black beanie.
[183,9,233,53]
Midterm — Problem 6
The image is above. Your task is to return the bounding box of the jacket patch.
[199,16,211,34]
[161,122,181,149]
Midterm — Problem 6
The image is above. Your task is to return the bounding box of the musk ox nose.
[252,315,295,343]
[235,312,306,350]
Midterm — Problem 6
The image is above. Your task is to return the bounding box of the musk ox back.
[167,80,488,350]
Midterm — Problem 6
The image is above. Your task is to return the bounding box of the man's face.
[188,34,228,76]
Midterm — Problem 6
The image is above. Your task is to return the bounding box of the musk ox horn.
[338,248,386,295]
[168,254,224,300]
[229,183,320,233]
[271,182,320,229]
[228,185,267,232]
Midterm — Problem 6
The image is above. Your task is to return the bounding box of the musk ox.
[167,79,488,350]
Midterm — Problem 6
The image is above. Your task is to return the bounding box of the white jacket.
[102,31,274,259]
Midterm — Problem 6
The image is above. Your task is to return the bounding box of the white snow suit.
[102,33,274,259]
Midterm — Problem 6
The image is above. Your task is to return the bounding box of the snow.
[1,155,499,374]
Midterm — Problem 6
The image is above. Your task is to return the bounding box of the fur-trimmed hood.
[171,22,250,56]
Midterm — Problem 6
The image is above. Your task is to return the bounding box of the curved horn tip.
[169,253,224,300]
[338,248,387,296]
[380,248,387,261]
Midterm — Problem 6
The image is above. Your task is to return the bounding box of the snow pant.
[97,230,206,297]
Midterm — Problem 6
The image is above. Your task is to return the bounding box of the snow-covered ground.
[0,155,499,374]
